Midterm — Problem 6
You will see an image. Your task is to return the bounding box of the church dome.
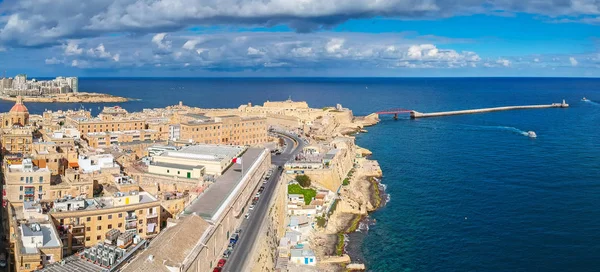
[10,96,28,113]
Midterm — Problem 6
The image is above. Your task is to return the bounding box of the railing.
[146,213,158,218]
[125,215,137,221]
[125,222,137,230]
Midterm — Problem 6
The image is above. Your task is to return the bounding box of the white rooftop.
[20,223,61,254]
[161,144,245,162]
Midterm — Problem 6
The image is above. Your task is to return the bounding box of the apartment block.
[179,115,268,146]
[49,191,161,255]
[85,129,160,148]
[3,158,51,203]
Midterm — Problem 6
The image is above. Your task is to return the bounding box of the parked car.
[249,205,255,210]
[244,213,250,219]
[213,267,222,272]
[229,233,239,244]
[222,249,232,259]
[218,259,227,267]
[235,228,242,234]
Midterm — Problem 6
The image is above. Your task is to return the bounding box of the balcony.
[125,222,137,230]
[125,214,137,221]
[146,213,158,219]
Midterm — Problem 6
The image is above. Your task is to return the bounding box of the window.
[97,226,101,230]
[87,217,91,222]
[19,186,23,191]
[97,216,102,220]
[108,224,112,229]
[20,177,23,181]
[118,213,122,218]
[167,169,170,173]
[86,236,90,241]
[39,186,43,191]
[118,223,122,228]
[138,210,143,215]
[25,264,30,269]
[138,219,143,224]
[39,177,43,183]
[86,227,90,231]
[19,195,23,200]
[108,215,112,219]
[96,235,101,240]
[139,228,143,233]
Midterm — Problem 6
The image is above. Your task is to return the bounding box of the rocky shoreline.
[0,92,131,103]
[312,154,386,271]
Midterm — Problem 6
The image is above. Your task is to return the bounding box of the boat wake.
[583,99,599,106]
[459,124,536,138]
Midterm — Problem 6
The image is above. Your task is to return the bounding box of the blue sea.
[6,78,600,271]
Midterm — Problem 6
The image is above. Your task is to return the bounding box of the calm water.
[6,78,600,271]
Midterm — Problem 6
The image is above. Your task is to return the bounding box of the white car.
[249,205,255,210]
[244,213,250,219]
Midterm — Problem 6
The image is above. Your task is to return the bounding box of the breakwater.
[411,100,568,118]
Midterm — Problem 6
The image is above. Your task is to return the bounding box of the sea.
[4,77,600,272]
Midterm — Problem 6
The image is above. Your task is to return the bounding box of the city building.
[85,129,160,148]
[122,147,271,272]
[14,222,63,272]
[1,96,30,127]
[1,75,78,96]
[3,158,52,203]
[179,115,268,146]
[49,191,161,255]
[148,144,245,177]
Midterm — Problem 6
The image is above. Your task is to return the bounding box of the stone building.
[49,191,161,255]
[2,96,30,128]
[3,158,52,203]
[179,115,268,146]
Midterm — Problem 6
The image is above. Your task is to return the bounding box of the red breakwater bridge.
[376,100,569,119]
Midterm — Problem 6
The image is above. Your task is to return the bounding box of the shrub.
[295,174,311,187]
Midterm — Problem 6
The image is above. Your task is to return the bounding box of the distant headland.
[0,74,132,103]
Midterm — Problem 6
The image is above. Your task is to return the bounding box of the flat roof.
[184,148,265,220]
[21,223,61,254]
[161,144,244,162]
[150,161,203,171]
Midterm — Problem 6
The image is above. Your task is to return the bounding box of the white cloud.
[326,39,344,53]
[247,47,265,56]
[45,57,62,65]
[291,47,314,57]
[497,58,511,67]
[570,57,578,66]
[64,41,83,55]
[112,54,120,62]
[534,58,540,62]
[152,33,171,50]
[182,40,201,50]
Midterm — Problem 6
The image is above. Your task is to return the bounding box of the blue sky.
[0,0,598,77]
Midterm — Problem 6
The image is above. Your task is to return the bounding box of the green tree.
[295,174,311,187]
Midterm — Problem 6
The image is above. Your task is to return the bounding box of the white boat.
[527,131,537,138]
[582,97,589,101]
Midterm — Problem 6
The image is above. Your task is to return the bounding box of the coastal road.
[223,131,304,272]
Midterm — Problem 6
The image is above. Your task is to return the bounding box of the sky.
[0,0,598,77]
